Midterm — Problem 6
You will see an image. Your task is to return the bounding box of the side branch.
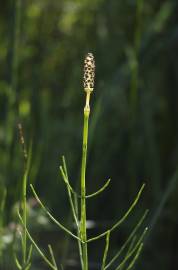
[87,184,145,243]
[105,209,148,269]
[59,169,110,200]
[18,211,57,270]
[30,184,82,242]
[86,179,111,198]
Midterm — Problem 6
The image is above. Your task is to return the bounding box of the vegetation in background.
[0,0,178,269]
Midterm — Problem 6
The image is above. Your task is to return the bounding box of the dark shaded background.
[1,0,178,269]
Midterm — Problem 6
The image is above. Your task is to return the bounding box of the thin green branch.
[115,227,148,270]
[85,179,111,198]
[59,166,76,194]
[60,165,110,200]
[62,156,68,179]
[87,231,107,243]
[105,209,148,269]
[48,245,58,269]
[101,231,110,270]
[18,212,57,270]
[25,263,32,270]
[30,184,82,242]
[118,236,137,270]
[27,245,33,264]
[14,253,22,270]
[87,185,146,243]
[111,184,145,232]
[59,165,79,228]
[60,172,110,200]
[60,158,83,268]
[74,192,84,269]
[127,236,137,255]
[17,228,24,252]
[125,243,143,270]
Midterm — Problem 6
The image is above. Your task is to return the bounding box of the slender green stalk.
[80,106,90,270]
[22,170,28,265]
[101,231,110,270]
[15,124,32,270]
[80,52,95,270]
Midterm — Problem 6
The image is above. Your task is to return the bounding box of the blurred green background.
[1,0,178,269]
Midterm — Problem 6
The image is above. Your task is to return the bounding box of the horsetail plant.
[23,53,148,270]
[14,123,32,270]
[80,52,95,270]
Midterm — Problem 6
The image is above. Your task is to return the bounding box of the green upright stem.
[22,170,27,266]
[80,106,90,270]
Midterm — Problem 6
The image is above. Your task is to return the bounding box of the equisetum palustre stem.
[80,53,95,270]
